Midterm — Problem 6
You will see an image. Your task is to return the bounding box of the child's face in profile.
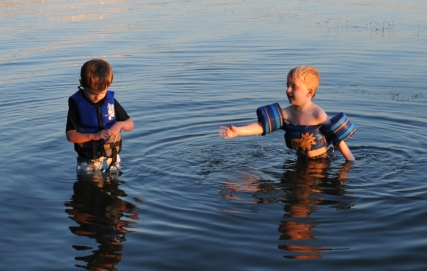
[83,88,108,104]
[286,77,311,105]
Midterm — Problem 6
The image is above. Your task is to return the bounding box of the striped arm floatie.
[256,103,285,135]
[321,112,356,145]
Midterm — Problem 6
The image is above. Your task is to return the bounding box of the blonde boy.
[219,66,355,161]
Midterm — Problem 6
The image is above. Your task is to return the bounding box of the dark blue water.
[1,1,427,270]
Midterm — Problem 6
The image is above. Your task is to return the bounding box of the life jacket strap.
[102,147,122,175]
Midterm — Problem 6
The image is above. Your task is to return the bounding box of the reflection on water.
[1,0,427,270]
[65,173,140,271]
[220,155,354,259]
[278,158,353,259]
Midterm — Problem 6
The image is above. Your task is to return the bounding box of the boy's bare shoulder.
[312,103,328,123]
[282,105,293,120]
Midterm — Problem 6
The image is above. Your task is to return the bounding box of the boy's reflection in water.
[278,158,353,259]
[220,157,353,259]
[65,173,140,271]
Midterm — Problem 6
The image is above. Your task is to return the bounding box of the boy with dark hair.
[66,59,134,172]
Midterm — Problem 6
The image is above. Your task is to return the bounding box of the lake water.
[1,0,427,270]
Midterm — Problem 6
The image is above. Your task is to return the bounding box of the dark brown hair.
[80,59,114,92]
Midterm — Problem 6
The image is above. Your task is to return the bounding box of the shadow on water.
[64,173,141,271]
[219,156,354,260]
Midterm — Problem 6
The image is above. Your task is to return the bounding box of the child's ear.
[307,88,314,97]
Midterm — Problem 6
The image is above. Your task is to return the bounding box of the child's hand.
[219,125,238,139]
[108,123,122,143]
[94,129,112,141]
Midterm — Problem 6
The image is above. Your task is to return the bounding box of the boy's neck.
[292,100,313,112]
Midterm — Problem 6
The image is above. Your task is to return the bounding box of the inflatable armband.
[256,103,285,135]
[321,112,356,145]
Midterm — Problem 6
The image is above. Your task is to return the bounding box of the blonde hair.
[287,66,320,97]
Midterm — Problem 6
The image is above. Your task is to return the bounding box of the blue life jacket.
[71,89,116,132]
[284,124,330,151]
[70,89,122,160]
[285,113,356,152]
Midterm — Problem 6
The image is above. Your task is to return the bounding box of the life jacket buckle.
[103,143,112,150]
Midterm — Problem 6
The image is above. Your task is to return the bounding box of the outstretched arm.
[219,122,264,139]
[336,141,355,161]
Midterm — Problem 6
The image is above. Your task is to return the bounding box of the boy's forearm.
[119,118,134,131]
[235,122,264,136]
[67,118,133,144]
[66,130,95,143]
[337,141,355,161]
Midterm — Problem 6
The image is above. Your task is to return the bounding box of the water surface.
[1,0,427,270]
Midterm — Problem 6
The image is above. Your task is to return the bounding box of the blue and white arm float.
[256,103,285,135]
[321,112,356,146]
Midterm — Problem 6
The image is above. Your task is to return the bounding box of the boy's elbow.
[66,131,75,142]
[124,118,134,131]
